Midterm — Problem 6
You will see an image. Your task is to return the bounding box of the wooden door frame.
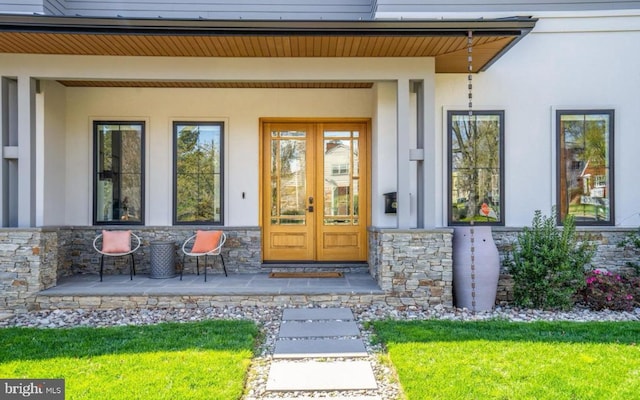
[259,117,372,262]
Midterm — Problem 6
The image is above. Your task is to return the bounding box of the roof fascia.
[0,14,537,37]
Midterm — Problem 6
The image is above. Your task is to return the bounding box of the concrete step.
[266,360,378,392]
[282,307,354,321]
[286,397,382,400]
[287,397,382,400]
[279,320,360,338]
[274,338,367,359]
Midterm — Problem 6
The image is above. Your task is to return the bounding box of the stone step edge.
[274,338,368,359]
[266,360,378,392]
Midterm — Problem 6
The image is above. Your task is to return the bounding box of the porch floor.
[42,272,383,297]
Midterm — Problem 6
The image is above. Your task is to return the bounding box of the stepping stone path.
[266,307,381,398]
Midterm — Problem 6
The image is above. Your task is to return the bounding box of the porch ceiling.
[0,15,536,74]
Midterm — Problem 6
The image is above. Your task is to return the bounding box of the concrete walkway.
[266,308,381,399]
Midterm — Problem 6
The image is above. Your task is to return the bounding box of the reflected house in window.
[557,110,613,224]
[278,161,306,223]
[324,140,354,218]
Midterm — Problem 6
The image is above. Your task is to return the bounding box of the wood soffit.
[0,15,537,84]
[57,81,375,89]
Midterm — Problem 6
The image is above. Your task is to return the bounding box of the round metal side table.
[149,241,176,279]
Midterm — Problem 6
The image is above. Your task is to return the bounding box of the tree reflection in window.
[174,122,223,224]
[448,111,504,225]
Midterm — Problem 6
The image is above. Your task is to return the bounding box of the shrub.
[508,209,594,310]
[581,269,639,311]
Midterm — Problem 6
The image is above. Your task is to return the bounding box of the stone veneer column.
[368,228,453,308]
[0,228,57,314]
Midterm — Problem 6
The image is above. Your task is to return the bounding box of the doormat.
[269,271,344,278]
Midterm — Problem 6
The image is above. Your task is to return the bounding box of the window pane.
[94,122,144,224]
[449,111,503,225]
[324,140,351,220]
[278,139,306,223]
[269,130,308,226]
[174,122,223,224]
[324,130,351,138]
[558,111,613,224]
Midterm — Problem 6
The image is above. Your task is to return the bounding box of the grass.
[372,320,640,400]
[0,320,259,400]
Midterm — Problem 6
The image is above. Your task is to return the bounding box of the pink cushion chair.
[92,230,141,281]
[181,230,227,281]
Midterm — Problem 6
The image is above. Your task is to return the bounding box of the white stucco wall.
[62,88,371,226]
[3,12,639,229]
[64,86,375,226]
[435,14,640,227]
[0,55,433,227]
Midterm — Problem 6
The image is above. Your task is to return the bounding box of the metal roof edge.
[0,14,537,36]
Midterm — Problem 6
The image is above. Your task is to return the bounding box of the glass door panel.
[323,130,359,226]
[270,131,307,225]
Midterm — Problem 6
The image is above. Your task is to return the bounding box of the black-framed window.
[557,110,614,225]
[93,121,145,225]
[173,122,224,225]
[448,110,504,225]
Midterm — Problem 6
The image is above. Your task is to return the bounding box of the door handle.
[308,205,314,212]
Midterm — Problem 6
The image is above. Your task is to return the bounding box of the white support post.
[17,76,36,227]
[397,78,412,229]
[421,74,439,227]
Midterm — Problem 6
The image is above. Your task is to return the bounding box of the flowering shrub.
[581,269,639,311]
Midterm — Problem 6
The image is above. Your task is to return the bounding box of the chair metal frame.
[92,232,141,282]
[180,231,227,282]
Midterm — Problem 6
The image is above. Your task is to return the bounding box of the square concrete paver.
[290,397,382,400]
[279,321,360,338]
[266,360,377,391]
[282,307,354,321]
[274,338,367,358]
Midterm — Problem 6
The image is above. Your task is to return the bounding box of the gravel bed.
[1,305,638,400]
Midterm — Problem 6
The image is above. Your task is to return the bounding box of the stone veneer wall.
[34,294,390,310]
[1,226,261,315]
[0,229,58,314]
[368,228,454,308]
[492,227,640,304]
[56,226,262,278]
[2,226,639,314]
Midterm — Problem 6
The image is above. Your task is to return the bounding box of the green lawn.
[0,320,259,400]
[373,320,640,400]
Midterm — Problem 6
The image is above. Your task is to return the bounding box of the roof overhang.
[0,15,536,74]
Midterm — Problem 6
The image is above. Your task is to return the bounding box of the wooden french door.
[261,119,369,262]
